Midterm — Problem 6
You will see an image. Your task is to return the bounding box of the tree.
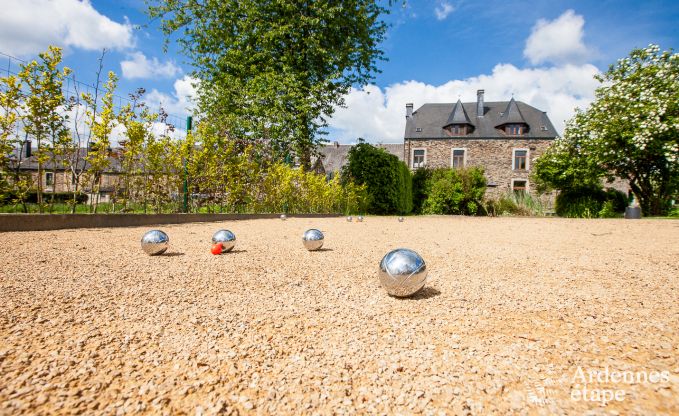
[342,141,412,214]
[421,168,487,215]
[148,0,389,168]
[0,74,22,201]
[533,45,678,216]
[18,46,72,212]
[83,71,118,213]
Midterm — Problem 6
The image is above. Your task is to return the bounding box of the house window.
[512,180,528,193]
[513,149,528,170]
[506,124,524,135]
[451,149,466,169]
[450,125,466,136]
[45,172,54,186]
[412,149,426,169]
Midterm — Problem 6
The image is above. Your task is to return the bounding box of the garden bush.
[420,167,486,215]
[555,186,627,218]
[342,142,412,214]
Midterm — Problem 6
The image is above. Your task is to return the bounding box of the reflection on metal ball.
[357,215,364,222]
[346,216,352,222]
[212,229,236,253]
[302,229,324,251]
[280,214,287,220]
[378,248,427,297]
[398,216,404,222]
[141,230,169,256]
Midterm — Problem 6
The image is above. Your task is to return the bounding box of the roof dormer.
[495,98,529,135]
[443,99,475,136]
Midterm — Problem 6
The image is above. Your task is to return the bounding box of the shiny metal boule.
[398,216,404,222]
[141,230,169,256]
[212,229,236,253]
[346,216,352,222]
[280,214,287,220]
[302,229,324,251]
[357,215,364,222]
[379,248,427,297]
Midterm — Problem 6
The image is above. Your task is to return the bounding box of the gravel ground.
[0,216,678,415]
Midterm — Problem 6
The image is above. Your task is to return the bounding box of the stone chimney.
[333,141,339,148]
[476,89,484,117]
[406,103,413,119]
[23,140,31,158]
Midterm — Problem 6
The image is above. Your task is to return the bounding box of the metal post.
[183,116,193,213]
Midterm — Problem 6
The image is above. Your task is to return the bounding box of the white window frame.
[450,148,467,169]
[512,148,529,171]
[511,178,529,192]
[411,147,427,169]
[45,172,54,187]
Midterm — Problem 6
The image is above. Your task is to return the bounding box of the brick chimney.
[477,89,484,117]
[406,103,413,119]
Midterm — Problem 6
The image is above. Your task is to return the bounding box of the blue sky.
[1,0,678,142]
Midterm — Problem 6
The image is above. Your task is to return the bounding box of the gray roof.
[445,99,472,126]
[12,148,124,172]
[315,142,404,174]
[405,100,558,139]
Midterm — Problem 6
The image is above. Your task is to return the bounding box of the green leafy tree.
[18,46,72,212]
[148,0,389,168]
[0,74,22,202]
[83,71,118,213]
[533,45,678,216]
[342,141,412,215]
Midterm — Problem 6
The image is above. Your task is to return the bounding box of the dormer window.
[444,123,472,136]
[451,125,466,135]
[505,124,525,135]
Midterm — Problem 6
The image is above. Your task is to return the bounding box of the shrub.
[421,167,486,215]
[411,168,433,214]
[342,141,412,214]
[555,186,627,218]
[489,192,544,216]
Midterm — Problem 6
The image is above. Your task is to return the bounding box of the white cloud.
[328,63,600,143]
[524,9,589,65]
[434,1,455,20]
[121,52,182,80]
[0,0,134,57]
[144,75,199,118]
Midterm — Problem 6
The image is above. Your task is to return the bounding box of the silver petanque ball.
[302,228,324,251]
[398,216,404,222]
[379,248,427,297]
[212,229,236,253]
[280,214,287,220]
[141,230,169,256]
[346,216,352,222]
[357,215,364,222]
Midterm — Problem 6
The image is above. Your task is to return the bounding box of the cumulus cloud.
[328,63,600,143]
[434,2,455,20]
[121,52,182,80]
[144,75,199,118]
[524,9,589,65]
[0,0,134,57]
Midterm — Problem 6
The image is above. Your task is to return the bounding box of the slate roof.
[12,148,124,172]
[314,142,404,174]
[444,99,472,126]
[404,100,558,139]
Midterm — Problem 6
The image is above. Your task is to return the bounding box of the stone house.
[10,144,122,203]
[404,90,559,197]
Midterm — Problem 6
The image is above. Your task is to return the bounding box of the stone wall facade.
[404,138,554,198]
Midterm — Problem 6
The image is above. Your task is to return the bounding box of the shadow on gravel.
[163,252,185,257]
[313,248,333,252]
[407,287,441,300]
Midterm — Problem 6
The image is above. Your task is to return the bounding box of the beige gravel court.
[0,216,678,415]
